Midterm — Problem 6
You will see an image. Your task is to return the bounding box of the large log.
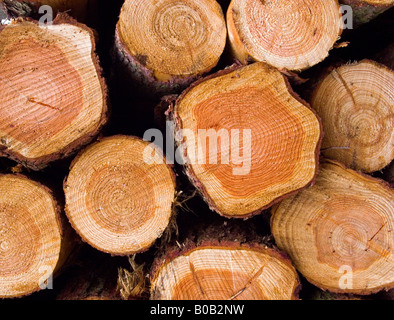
[114,0,227,96]
[169,62,322,218]
[64,135,176,256]
[226,0,343,71]
[309,59,394,173]
[0,14,108,170]
[271,159,394,295]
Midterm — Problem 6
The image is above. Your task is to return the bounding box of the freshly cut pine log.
[57,247,122,300]
[226,0,343,71]
[0,174,64,298]
[310,60,394,173]
[150,242,300,300]
[64,135,176,256]
[0,15,108,170]
[339,0,394,27]
[114,0,227,96]
[271,160,394,295]
[1,0,93,22]
[170,62,322,218]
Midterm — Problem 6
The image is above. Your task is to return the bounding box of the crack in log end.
[368,222,387,243]
[188,259,205,297]
[27,97,59,111]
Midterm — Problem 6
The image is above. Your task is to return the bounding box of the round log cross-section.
[227,0,343,70]
[171,62,322,218]
[0,15,108,170]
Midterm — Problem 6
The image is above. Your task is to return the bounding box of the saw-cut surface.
[0,15,107,170]
[271,160,394,295]
[64,135,176,255]
[116,0,226,84]
[150,244,300,300]
[0,174,62,298]
[172,62,322,218]
[227,0,342,70]
[310,60,394,173]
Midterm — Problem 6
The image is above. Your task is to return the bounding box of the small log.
[339,0,394,28]
[64,135,176,256]
[271,159,394,295]
[310,59,394,173]
[150,241,300,300]
[170,62,322,218]
[114,0,227,96]
[0,174,66,298]
[226,0,343,71]
[0,14,108,170]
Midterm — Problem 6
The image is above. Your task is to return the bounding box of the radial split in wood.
[171,62,322,218]
[64,135,176,256]
[310,59,394,173]
[0,174,62,298]
[150,243,300,300]
[271,160,394,295]
[115,0,227,95]
[0,15,107,170]
[227,0,343,71]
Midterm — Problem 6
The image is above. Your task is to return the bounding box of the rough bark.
[0,14,108,170]
[169,62,322,218]
[271,159,394,295]
[0,0,96,23]
[149,224,300,300]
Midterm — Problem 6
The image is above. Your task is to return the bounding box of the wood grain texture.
[170,62,322,218]
[271,160,394,295]
[310,60,394,173]
[150,243,300,300]
[0,174,63,298]
[64,135,176,256]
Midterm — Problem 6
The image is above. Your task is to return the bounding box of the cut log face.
[310,60,394,173]
[227,0,343,71]
[64,135,176,256]
[150,244,300,300]
[0,15,107,170]
[271,160,394,295]
[115,0,227,94]
[172,62,322,218]
[2,0,91,22]
[0,174,62,298]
